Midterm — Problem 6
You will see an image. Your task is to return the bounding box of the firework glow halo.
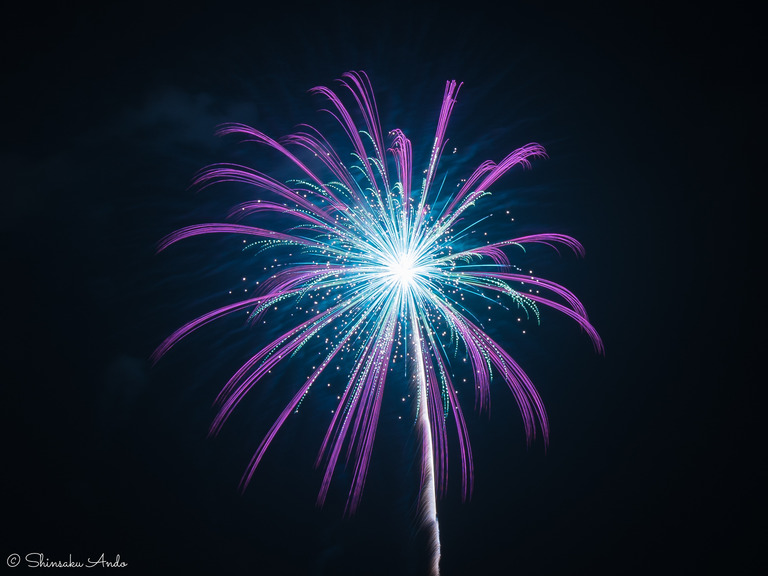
[153,70,602,573]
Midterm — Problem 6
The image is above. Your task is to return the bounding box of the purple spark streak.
[154,70,602,575]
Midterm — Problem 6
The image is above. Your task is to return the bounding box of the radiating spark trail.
[154,71,602,575]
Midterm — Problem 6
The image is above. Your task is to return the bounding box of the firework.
[154,71,602,575]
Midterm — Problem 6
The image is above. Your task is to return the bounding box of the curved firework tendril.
[154,70,603,575]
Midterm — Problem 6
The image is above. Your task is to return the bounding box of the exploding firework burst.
[153,71,602,575]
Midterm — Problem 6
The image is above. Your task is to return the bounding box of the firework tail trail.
[153,70,603,575]
[410,295,441,576]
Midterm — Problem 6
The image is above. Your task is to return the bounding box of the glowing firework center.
[385,250,421,290]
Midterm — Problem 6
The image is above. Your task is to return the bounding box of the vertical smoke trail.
[410,299,441,576]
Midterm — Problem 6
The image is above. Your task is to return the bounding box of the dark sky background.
[2,2,760,575]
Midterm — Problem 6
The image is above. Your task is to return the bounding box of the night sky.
[2,2,759,575]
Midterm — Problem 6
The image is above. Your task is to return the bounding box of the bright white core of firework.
[386,251,419,290]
